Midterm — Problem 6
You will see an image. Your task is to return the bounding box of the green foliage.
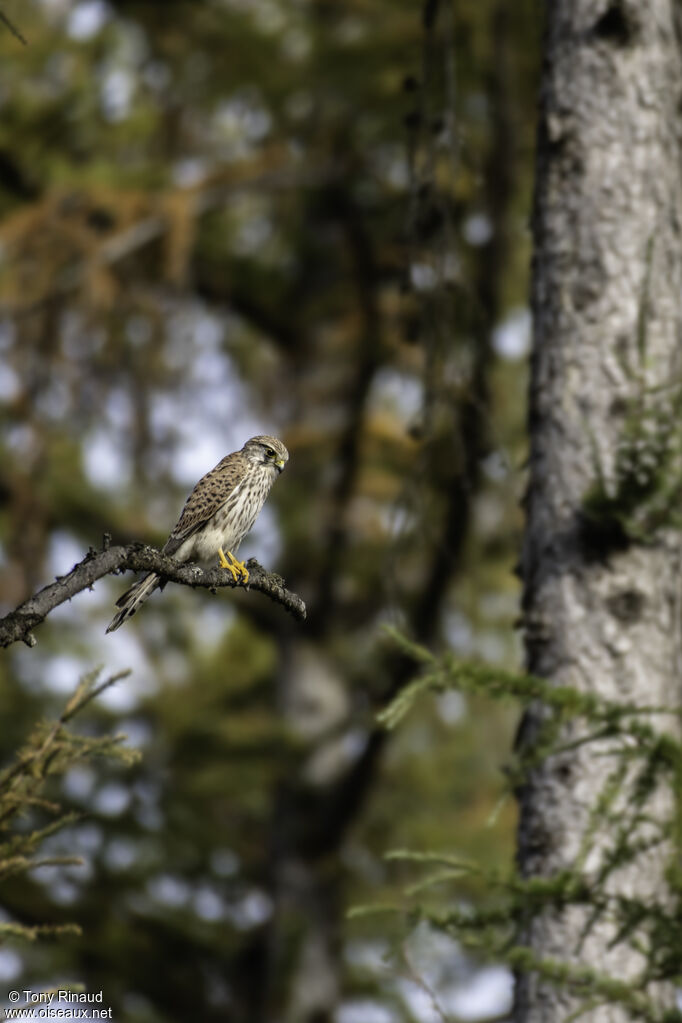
[582,382,682,545]
[0,668,138,943]
[373,628,682,1022]
[582,242,682,545]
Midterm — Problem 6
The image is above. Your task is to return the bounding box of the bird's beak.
[275,458,285,472]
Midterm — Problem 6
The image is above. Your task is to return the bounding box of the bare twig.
[0,544,306,648]
[0,8,27,45]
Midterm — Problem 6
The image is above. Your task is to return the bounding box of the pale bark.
[517,2,682,1021]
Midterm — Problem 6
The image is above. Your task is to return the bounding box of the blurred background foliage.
[0,0,540,1020]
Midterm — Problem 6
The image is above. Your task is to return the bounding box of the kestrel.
[106,435,289,633]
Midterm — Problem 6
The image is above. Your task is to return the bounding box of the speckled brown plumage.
[106,435,288,632]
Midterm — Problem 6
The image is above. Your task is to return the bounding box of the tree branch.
[0,9,27,45]
[0,543,306,648]
[3,158,336,320]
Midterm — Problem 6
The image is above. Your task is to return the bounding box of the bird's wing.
[162,452,247,557]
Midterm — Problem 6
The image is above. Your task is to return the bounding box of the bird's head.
[243,435,289,473]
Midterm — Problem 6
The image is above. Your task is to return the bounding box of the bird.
[106,435,289,633]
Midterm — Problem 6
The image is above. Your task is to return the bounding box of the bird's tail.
[106,573,160,633]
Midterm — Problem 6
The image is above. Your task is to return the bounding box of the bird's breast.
[193,470,272,562]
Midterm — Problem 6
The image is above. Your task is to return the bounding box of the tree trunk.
[517,2,682,1020]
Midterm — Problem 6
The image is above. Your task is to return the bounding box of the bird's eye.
[265,447,275,458]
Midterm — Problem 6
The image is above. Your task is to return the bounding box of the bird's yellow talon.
[218,548,249,584]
